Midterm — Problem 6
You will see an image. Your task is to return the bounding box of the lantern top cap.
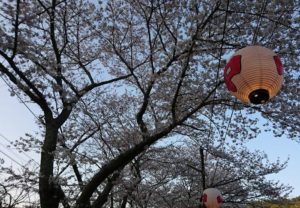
[234,45,277,55]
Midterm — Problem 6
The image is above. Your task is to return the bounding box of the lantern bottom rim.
[249,89,270,104]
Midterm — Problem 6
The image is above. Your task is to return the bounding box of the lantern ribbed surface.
[201,188,223,208]
[224,45,283,104]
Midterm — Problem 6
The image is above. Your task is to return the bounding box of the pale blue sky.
[246,133,300,198]
[0,81,40,166]
[0,80,299,198]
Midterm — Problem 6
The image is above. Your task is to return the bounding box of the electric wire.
[0,133,39,165]
[0,76,41,166]
[0,138,27,164]
[0,76,40,165]
[0,76,43,125]
[0,148,23,167]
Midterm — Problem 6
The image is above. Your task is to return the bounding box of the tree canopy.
[0,0,299,207]
[250,196,300,208]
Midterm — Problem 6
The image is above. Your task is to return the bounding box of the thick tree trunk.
[39,122,60,208]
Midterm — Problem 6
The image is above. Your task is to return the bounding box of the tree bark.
[91,171,121,208]
[200,147,206,190]
[39,122,60,208]
[75,134,164,207]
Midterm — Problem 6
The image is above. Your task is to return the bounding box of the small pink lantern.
[224,45,283,104]
[201,188,223,208]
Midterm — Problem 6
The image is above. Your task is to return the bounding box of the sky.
[0,79,299,198]
[0,81,40,165]
[246,133,300,198]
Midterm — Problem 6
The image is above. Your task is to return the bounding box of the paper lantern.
[224,45,283,104]
[201,188,223,208]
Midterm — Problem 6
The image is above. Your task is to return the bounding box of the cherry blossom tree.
[0,160,39,208]
[0,0,299,207]
[108,142,291,208]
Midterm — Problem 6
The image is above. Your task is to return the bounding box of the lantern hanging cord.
[210,101,236,184]
[251,0,268,44]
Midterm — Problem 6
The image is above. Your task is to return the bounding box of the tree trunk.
[39,122,60,208]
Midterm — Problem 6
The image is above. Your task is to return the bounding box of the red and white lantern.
[201,188,223,208]
[224,45,283,104]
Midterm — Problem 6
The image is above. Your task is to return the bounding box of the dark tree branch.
[0,53,52,119]
[49,0,67,106]
[78,73,132,97]
[91,170,122,208]
[58,185,71,208]
[12,0,20,59]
